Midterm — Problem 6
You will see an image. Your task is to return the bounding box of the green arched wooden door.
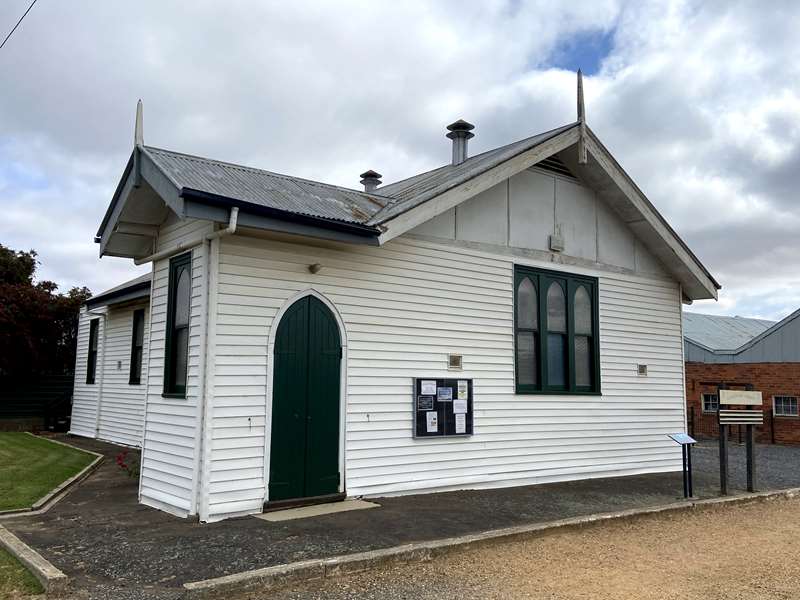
[268,295,342,502]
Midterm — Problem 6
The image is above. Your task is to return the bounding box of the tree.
[0,244,91,378]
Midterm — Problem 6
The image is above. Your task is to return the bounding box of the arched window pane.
[517,332,537,385]
[546,282,566,333]
[574,286,592,335]
[575,336,591,386]
[174,268,191,327]
[517,277,537,329]
[547,333,566,386]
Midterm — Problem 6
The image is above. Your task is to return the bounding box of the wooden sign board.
[719,390,762,406]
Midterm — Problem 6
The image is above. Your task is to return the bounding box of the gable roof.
[683,312,775,352]
[370,123,577,224]
[97,119,719,300]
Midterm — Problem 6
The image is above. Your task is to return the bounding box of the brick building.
[684,311,800,445]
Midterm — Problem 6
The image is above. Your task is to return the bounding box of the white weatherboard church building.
[70,75,719,522]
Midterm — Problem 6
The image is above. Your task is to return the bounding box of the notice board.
[413,378,473,438]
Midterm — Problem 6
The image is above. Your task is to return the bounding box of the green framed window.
[86,318,99,385]
[514,265,600,394]
[163,253,192,397]
[129,309,145,385]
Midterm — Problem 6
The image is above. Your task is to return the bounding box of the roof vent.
[359,170,382,192]
[446,119,475,165]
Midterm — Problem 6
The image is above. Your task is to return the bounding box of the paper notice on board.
[426,411,438,433]
[457,380,468,400]
[421,380,437,395]
[453,399,467,414]
[455,413,466,434]
[437,387,453,401]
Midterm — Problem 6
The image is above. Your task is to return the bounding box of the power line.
[1,0,38,50]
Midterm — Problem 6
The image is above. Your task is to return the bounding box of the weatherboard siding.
[205,233,685,520]
[95,303,149,447]
[138,218,211,517]
[69,307,103,438]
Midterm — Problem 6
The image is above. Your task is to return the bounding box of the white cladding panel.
[206,233,685,520]
[508,170,555,250]
[70,307,102,438]
[555,178,597,261]
[96,303,149,447]
[456,183,508,245]
[411,167,667,278]
[138,217,210,517]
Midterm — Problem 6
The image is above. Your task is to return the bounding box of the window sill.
[161,392,186,399]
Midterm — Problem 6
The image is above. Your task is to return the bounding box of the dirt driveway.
[273,496,800,600]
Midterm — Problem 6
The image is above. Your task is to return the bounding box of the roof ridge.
[380,122,580,193]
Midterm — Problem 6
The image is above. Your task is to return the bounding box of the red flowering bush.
[115,450,139,478]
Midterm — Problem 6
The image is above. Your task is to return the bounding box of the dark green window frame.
[513,265,600,395]
[129,309,145,385]
[163,253,192,398]
[86,318,99,385]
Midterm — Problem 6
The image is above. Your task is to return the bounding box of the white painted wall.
[138,216,211,518]
[69,307,103,438]
[202,231,685,521]
[69,301,149,447]
[96,303,150,447]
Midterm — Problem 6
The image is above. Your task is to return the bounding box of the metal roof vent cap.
[359,170,382,192]
[446,119,475,165]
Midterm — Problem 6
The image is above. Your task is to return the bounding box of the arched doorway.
[268,295,342,503]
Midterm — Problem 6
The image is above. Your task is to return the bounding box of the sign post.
[717,388,762,495]
[668,433,697,499]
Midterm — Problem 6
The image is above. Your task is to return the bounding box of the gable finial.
[134,99,144,147]
[577,70,588,164]
[133,100,143,188]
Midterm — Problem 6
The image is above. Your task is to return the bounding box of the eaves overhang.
[85,279,150,309]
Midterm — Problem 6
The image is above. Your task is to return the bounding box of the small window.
[164,253,192,397]
[86,318,99,384]
[774,396,798,417]
[701,393,718,413]
[129,309,145,385]
[514,265,599,394]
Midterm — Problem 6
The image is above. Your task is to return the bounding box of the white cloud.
[0,0,798,321]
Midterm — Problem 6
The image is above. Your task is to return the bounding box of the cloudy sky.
[1,0,798,320]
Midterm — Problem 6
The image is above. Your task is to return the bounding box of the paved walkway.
[5,436,800,599]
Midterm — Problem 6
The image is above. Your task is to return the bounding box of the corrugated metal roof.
[370,122,578,224]
[143,146,390,226]
[86,273,151,307]
[683,312,775,351]
[140,123,577,230]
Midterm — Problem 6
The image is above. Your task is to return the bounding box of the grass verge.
[0,546,43,597]
[0,432,95,511]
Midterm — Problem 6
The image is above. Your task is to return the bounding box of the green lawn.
[0,546,43,597]
[0,433,95,512]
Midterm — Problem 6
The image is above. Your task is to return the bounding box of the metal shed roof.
[682,312,775,351]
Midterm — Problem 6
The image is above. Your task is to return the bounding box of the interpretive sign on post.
[669,433,697,499]
[717,386,762,495]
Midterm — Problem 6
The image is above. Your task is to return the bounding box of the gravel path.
[271,497,800,600]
